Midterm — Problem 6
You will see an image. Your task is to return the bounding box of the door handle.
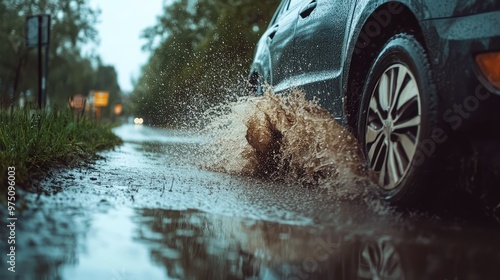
[300,1,317,18]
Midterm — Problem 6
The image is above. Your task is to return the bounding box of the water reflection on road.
[2,124,500,279]
[132,208,500,280]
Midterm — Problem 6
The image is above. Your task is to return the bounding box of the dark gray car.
[249,0,500,206]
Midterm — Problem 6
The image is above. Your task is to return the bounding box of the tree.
[0,0,121,112]
[131,0,280,126]
[0,1,26,106]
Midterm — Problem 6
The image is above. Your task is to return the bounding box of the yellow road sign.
[93,91,109,107]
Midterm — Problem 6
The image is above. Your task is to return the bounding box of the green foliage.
[131,0,280,126]
[0,0,122,112]
[0,107,122,190]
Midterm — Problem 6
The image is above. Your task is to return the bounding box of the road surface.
[2,124,500,280]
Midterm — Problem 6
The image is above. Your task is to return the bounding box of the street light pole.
[27,15,50,109]
[37,16,42,109]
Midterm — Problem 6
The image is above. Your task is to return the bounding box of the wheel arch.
[343,1,428,134]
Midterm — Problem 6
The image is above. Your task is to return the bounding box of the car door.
[265,0,302,87]
[292,0,352,118]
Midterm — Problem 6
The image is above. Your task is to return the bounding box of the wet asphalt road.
[2,124,500,280]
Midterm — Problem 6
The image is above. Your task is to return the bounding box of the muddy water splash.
[200,88,372,198]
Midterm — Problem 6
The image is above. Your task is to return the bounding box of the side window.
[288,0,305,10]
[272,0,290,24]
[271,0,306,25]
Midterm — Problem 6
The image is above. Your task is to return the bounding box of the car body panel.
[419,11,500,129]
[289,0,353,119]
[250,0,500,127]
[265,0,302,87]
[423,0,500,19]
[249,0,500,204]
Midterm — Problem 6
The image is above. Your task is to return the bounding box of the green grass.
[0,107,122,193]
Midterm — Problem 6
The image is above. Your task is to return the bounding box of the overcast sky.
[88,0,164,93]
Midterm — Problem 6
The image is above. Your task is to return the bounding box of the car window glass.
[273,0,290,23]
[288,0,305,10]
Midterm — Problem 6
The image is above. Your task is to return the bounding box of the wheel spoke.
[391,141,407,178]
[366,124,383,144]
[387,142,400,186]
[377,73,390,112]
[369,98,385,123]
[389,67,399,109]
[394,132,417,162]
[390,66,407,110]
[368,135,388,185]
[368,133,385,165]
[378,148,389,186]
[360,244,380,274]
[396,77,418,113]
[393,115,420,131]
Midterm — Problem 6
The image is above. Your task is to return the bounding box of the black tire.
[357,34,438,205]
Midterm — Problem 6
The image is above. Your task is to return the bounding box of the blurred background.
[0,0,280,125]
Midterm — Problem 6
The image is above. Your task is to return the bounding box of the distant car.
[249,0,500,205]
[134,117,144,125]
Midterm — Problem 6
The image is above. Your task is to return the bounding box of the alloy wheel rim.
[365,63,421,190]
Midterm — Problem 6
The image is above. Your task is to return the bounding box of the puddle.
[45,207,500,280]
[61,207,166,280]
[3,123,500,279]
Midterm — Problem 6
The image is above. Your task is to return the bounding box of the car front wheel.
[358,34,438,205]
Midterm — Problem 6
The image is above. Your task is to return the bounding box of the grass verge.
[1,107,122,197]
